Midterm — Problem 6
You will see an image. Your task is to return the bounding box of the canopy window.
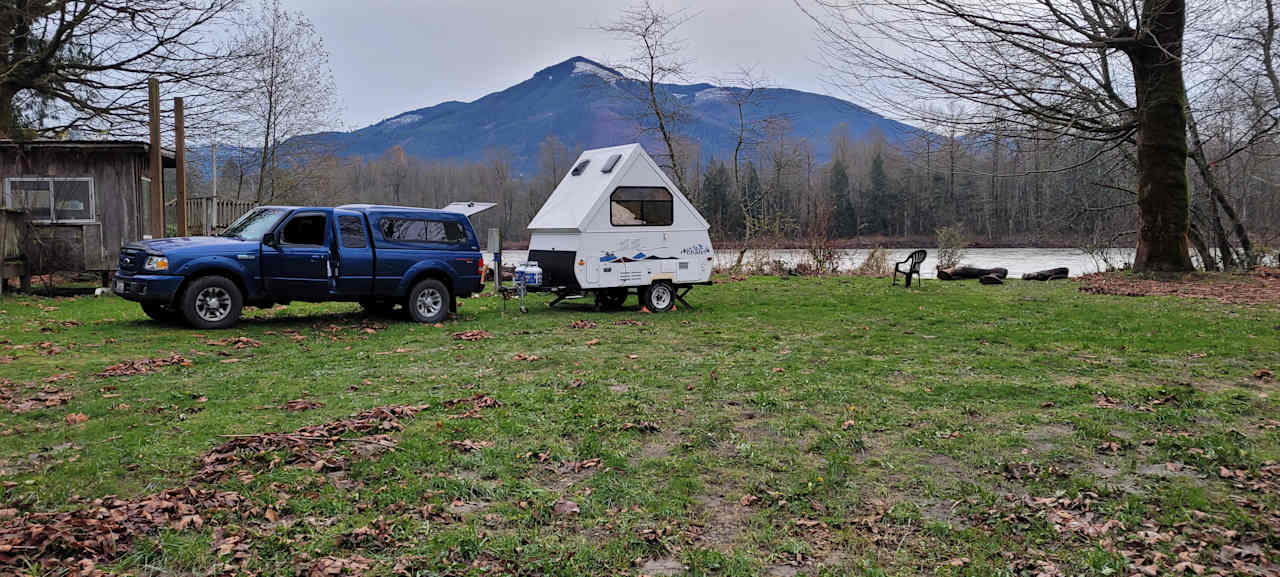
[610,186,673,227]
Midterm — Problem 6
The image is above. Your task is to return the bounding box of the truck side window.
[610,186,673,226]
[338,215,367,248]
[380,218,466,244]
[281,214,327,246]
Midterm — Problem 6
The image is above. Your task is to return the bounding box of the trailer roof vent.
[570,159,591,176]
[601,153,622,174]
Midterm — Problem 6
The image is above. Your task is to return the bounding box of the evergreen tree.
[701,159,733,237]
[867,152,891,234]
[828,157,855,237]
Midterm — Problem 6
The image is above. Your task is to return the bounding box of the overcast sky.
[282,0,837,130]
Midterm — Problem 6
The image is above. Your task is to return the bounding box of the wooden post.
[174,97,188,237]
[147,78,164,238]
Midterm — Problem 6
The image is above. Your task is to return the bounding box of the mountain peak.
[534,56,623,82]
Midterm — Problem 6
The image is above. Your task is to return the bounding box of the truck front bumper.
[112,273,184,304]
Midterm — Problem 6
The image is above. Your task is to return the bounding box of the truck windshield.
[220,207,288,240]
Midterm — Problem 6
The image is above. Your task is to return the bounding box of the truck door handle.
[310,255,327,261]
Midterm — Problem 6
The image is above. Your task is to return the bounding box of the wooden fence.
[185,197,256,235]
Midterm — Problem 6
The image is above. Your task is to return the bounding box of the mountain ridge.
[303,56,918,174]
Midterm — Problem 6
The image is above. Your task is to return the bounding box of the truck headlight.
[144,255,169,271]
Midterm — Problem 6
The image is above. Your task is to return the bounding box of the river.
[488,247,1133,278]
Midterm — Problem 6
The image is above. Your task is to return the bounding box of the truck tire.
[141,303,179,323]
[359,299,398,316]
[406,278,450,324]
[641,281,675,312]
[179,275,243,330]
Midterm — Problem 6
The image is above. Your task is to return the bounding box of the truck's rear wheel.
[180,276,243,330]
[141,303,179,323]
[359,299,398,316]
[406,278,450,324]
[641,281,675,312]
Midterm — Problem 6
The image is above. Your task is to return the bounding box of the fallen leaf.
[585,339,600,346]
[553,499,580,516]
[65,412,89,425]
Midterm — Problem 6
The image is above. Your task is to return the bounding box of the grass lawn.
[0,276,1277,576]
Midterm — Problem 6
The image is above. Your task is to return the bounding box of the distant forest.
[182,117,1279,254]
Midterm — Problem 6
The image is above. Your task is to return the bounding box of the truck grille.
[118,249,145,273]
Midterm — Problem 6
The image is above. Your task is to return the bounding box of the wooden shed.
[1,140,175,279]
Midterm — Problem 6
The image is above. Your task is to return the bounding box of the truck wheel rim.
[194,286,232,322]
[650,285,671,309]
[416,288,443,318]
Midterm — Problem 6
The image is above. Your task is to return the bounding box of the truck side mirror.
[262,232,277,248]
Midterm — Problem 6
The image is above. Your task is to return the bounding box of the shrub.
[935,226,968,270]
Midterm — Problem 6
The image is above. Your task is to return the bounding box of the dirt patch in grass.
[690,493,750,549]
[1025,423,1074,452]
[1079,268,1280,305]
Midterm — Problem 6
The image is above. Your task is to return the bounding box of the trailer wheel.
[406,278,450,324]
[641,281,675,312]
[596,288,628,309]
[179,275,243,330]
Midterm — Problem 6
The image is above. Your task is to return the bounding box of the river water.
[489,247,1134,278]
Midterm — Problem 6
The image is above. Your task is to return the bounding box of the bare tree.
[1,0,242,139]
[234,0,337,203]
[799,0,1198,272]
[599,0,694,193]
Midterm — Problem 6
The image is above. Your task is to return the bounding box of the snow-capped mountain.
[303,56,918,173]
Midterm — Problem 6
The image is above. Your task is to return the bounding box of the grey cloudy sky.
[283,0,836,130]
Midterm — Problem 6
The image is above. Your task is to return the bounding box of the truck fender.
[174,257,258,300]
[396,261,456,298]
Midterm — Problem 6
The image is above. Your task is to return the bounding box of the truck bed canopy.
[527,143,708,233]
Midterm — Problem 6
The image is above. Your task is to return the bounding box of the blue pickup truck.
[113,204,486,329]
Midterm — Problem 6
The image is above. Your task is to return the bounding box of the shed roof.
[0,139,177,167]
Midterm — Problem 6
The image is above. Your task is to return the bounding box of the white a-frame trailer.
[519,143,714,312]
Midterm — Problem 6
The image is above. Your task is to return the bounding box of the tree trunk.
[1126,0,1194,273]
[0,85,13,138]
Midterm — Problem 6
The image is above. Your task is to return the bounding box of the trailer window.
[610,186,673,227]
[380,218,466,244]
[3,177,94,223]
[338,215,367,248]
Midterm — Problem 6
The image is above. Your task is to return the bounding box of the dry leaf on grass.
[64,412,88,425]
[452,330,493,341]
[553,499,580,516]
[97,353,190,377]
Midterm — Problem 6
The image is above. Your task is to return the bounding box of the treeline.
[182,119,1280,257]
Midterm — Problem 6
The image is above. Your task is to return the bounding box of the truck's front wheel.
[141,303,179,323]
[180,276,243,330]
[406,278,450,324]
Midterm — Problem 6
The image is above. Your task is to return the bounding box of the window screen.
[281,214,327,245]
[53,180,92,221]
[338,215,367,248]
[4,178,93,222]
[380,218,466,244]
[610,187,673,226]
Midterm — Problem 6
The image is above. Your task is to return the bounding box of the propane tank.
[515,261,542,287]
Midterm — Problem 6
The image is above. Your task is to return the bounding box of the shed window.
[380,218,466,244]
[3,177,95,223]
[610,186,673,227]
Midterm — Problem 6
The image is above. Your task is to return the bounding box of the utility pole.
[174,97,188,237]
[147,78,164,238]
